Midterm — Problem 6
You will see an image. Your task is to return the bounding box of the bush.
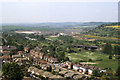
[109,55,112,59]
[2,62,24,80]
[88,59,93,62]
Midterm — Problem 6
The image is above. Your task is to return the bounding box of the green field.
[66,52,118,72]
[47,37,58,41]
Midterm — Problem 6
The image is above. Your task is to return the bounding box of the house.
[51,65,56,70]
[28,67,39,74]
[59,70,69,76]
[1,51,10,56]
[12,54,22,58]
[28,67,36,74]
[23,53,34,62]
[0,46,2,54]
[88,69,93,75]
[24,47,30,53]
[23,77,37,80]
[48,57,58,63]
[38,52,45,59]
[72,64,88,74]
[53,68,61,73]
[79,67,86,74]
[64,72,77,79]
[36,70,44,76]
[57,32,66,37]
[2,46,16,52]
[15,58,30,65]
[38,60,47,64]
[100,70,107,73]
[44,56,49,61]
[73,74,84,79]
[41,72,54,78]
[49,75,64,79]
[65,61,73,69]
[17,51,24,55]
[12,54,22,61]
[2,55,11,63]
[73,64,80,71]
[40,64,48,70]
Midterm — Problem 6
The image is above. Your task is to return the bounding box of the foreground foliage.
[2,62,24,80]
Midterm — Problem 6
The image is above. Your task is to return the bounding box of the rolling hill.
[83,23,119,38]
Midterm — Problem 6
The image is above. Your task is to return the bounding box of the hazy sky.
[2,1,118,23]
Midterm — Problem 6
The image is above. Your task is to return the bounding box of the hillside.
[2,26,63,32]
[83,23,119,38]
[2,22,110,29]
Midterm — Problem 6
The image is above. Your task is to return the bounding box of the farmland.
[106,25,120,30]
[83,35,118,40]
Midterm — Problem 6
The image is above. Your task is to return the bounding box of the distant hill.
[2,25,62,32]
[83,23,119,38]
[2,22,111,28]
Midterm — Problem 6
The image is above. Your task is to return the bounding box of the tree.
[2,62,24,80]
[109,55,112,59]
[56,51,65,61]
[9,52,14,57]
[64,57,69,61]
[37,35,45,41]
[103,43,113,55]
[116,63,120,80]
[47,65,52,72]
[92,70,100,77]
[16,45,24,51]
[58,35,73,43]
[113,45,120,55]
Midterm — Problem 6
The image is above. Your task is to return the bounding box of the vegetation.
[47,66,52,72]
[116,62,120,79]
[2,62,24,80]
[83,23,119,38]
[102,43,112,55]
[92,70,100,77]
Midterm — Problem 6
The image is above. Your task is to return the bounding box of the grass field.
[66,51,118,72]
[47,37,58,41]
[84,35,118,40]
[91,59,118,73]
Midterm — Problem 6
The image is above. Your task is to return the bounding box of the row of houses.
[30,47,58,63]
[21,50,89,79]
[1,50,88,80]
[61,61,105,75]
[28,67,64,79]
[1,46,17,54]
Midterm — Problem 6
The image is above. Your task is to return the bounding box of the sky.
[1,0,119,23]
